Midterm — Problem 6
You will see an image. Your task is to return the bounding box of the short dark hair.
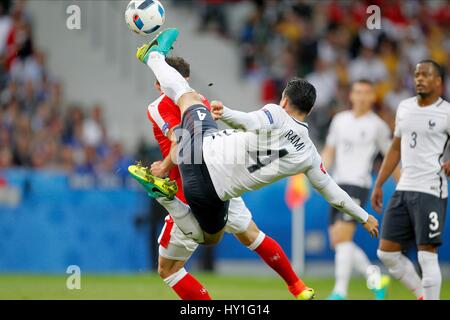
[352,79,374,87]
[418,59,444,81]
[283,78,316,114]
[166,56,190,78]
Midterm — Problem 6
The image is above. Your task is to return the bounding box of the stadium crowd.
[0,0,132,176]
[196,0,450,144]
[2,0,450,171]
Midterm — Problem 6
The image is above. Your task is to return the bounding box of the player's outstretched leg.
[235,221,315,300]
[163,267,211,300]
[136,29,205,113]
[159,256,211,300]
[128,163,205,243]
[136,28,179,59]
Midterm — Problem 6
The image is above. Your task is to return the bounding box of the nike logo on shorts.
[429,232,441,239]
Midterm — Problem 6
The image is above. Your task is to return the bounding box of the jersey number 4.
[247,149,289,173]
[197,110,207,121]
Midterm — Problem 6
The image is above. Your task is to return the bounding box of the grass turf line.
[1,273,449,300]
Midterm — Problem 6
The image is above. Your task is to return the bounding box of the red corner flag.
[285,174,310,210]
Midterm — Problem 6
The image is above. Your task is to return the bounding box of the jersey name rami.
[285,130,306,151]
[202,104,318,200]
[395,96,450,198]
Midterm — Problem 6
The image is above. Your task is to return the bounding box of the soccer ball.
[125,0,165,36]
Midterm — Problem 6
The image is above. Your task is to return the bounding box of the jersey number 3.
[410,132,417,148]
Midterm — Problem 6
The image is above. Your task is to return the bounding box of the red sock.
[254,234,307,297]
[167,269,211,300]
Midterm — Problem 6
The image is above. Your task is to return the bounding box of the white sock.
[377,250,424,298]
[332,241,353,297]
[418,251,441,300]
[157,197,204,243]
[163,267,188,287]
[247,231,266,251]
[350,242,371,276]
[146,51,194,103]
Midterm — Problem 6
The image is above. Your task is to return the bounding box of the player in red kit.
[143,56,314,300]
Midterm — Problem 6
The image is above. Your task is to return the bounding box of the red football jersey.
[147,94,211,197]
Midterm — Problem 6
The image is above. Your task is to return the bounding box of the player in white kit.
[372,60,449,300]
[131,28,379,253]
[322,79,396,300]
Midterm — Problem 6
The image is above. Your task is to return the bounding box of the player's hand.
[211,100,224,120]
[442,160,450,177]
[371,185,383,214]
[363,214,379,238]
[150,161,168,178]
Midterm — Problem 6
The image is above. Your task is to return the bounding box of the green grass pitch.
[1,273,449,300]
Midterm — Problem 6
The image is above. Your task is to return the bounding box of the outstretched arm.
[305,152,379,238]
[211,101,285,131]
[371,137,401,213]
[317,178,379,238]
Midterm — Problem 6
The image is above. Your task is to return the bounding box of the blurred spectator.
[198,0,231,38]
[306,58,337,110]
[0,1,132,178]
[0,1,12,56]
[0,146,12,168]
[305,58,338,144]
[82,104,106,148]
[188,0,449,144]
[348,46,388,83]
[384,76,410,114]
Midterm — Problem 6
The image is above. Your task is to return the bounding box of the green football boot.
[128,163,178,199]
[136,28,179,63]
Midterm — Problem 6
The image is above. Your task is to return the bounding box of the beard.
[417,90,430,99]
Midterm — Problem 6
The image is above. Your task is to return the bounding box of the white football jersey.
[326,110,391,188]
[202,104,322,200]
[395,96,450,198]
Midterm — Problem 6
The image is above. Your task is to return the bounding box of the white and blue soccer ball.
[125,0,165,36]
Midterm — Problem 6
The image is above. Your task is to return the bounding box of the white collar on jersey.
[416,96,444,108]
[290,116,309,129]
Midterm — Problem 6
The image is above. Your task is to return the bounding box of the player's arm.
[321,116,338,170]
[211,100,285,131]
[305,153,379,238]
[391,166,401,182]
[443,159,450,177]
[442,113,450,177]
[377,120,401,183]
[371,136,401,213]
[318,179,379,238]
[151,129,177,178]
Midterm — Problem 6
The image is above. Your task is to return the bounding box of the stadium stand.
[0,0,133,176]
